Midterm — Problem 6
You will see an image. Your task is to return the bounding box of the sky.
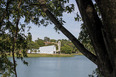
[24,0,82,41]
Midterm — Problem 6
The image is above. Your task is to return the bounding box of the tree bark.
[75,0,113,76]
[95,0,116,76]
[12,37,17,77]
[76,0,112,75]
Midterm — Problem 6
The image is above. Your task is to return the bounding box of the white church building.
[39,45,56,54]
[27,41,61,54]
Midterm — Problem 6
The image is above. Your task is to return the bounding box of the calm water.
[0,55,97,77]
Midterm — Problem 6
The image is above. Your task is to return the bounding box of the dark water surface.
[0,55,97,77]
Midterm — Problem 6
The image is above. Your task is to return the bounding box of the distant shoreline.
[28,53,83,57]
[0,53,83,57]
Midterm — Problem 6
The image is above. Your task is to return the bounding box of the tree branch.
[12,0,22,77]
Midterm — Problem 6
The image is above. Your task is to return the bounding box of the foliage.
[78,24,95,54]
[61,44,72,54]
[35,38,45,47]
[27,32,32,42]
[44,37,50,42]
[89,68,104,77]
[27,38,45,50]
[60,39,78,54]
[0,53,14,77]
[0,32,28,76]
[50,39,56,42]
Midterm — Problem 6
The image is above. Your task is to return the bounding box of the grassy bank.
[27,54,74,57]
[27,52,83,57]
[0,53,83,57]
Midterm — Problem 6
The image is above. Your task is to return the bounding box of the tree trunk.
[12,37,17,77]
[75,0,113,76]
[95,0,116,76]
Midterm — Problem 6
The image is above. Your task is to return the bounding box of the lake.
[0,55,97,77]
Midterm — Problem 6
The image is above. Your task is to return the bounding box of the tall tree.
[44,37,50,42]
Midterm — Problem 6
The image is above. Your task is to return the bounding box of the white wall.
[39,45,56,54]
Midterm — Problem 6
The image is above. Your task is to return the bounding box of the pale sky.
[24,0,82,41]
